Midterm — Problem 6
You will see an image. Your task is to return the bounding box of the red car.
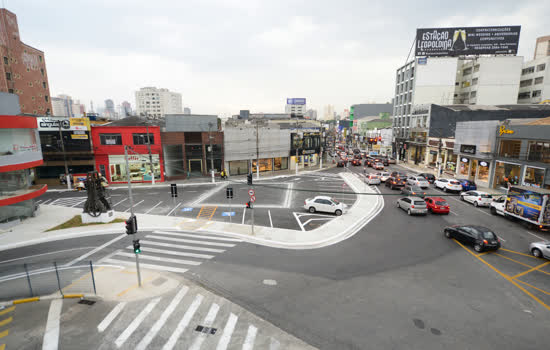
[424,197,450,214]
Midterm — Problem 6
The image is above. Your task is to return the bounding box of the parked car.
[365,174,381,185]
[373,162,384,170]
[460,191,492,207]
[490,196,506,216]
[337,160,346,167]
[386,176,407,190]
[304,196,346,216]
[387,157,396,164]
[375,172,391,182]
[401,185,426,198]
[444,225,501,252]
[396,197,428,215]
[418,173,436,184]
[458,179,477,191]
[424,197,450,214]
[407,175,430,189]
[434,178,463,192]
[529,241,550,259]
[351,159,362,166]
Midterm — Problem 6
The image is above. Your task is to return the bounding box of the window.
[473,64,480,72]
[100,133,122,145]
[39,55,43,62]
[463,67,472,75]
[28,82,33,87]
[5,72,11,80]
[44,95,49,102]
[520,79,533,87]
[522,66,535,75]
[470,91,477,98]
[518,92,531,99]
[537,63,546,71]
[472,78,478,85]
[527,141,550,163]
[8,88,13,93]
[31,96,35,101]
[40,68,44,76]
[26,67,30,72]
[133,133,154,145]
[498,139,521,158]
[42,81,47,88]
[3,56,7,64]
[532,90,542,97]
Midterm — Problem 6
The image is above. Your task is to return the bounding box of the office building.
[51,94,83,117]
[121,101,132,117]
[135,86,183,119]
[305,109,317,120]
[285,98,306,116]
[534,35,550,59]
[323,105,335,120]
[184,107,191,115]
[518,37,550,105]
[0,9,52,115]
[104,99,116,119]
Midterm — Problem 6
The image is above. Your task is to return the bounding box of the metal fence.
[0,261,97,302]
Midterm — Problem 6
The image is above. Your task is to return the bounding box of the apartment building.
[135,87,183,119]
[518,57,550,104]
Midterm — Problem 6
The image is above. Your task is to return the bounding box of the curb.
[1,293,98,307]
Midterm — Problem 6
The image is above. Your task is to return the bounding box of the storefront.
[290,132,321,169]
[493,161,523,189]
[107,154,161,182]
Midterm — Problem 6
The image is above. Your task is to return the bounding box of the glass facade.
[523,166,545,188]
[108,154,160,182]
[274,157,288,171]
[478,161,490,182]
[0,199,36,224]
[527,141,550,163]
[228,160,248,175]
[0,169,32,195]
[498,140,521,158]
[493,161,522,188]
[459,157,469,176]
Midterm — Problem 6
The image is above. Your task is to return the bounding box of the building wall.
[518,56,550,104]
[475,56,522,105]
[0,9,52,115]
[135,87,182,118]
[165,114,218,132]
[224,125,290,161]
[414,57,459,105]
[534,35,550,59]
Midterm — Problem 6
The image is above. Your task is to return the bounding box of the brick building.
[0,8,52,114]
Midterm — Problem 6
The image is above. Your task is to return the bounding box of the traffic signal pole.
[125,146,142,287]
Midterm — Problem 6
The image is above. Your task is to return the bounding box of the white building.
[323,105,335,120]
[534,35,550,59]
[284,98,306,116]
[51,94,84,117]
[135,87,183,119]
[518,56,550,104]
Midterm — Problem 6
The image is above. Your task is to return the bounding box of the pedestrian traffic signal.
[246,201,252,209]
[125,215,137,235]
[133,239,141,254]
[247,173,253,186]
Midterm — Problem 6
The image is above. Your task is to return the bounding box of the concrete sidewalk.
[1,171,382,251]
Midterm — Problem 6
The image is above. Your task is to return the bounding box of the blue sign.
[222,212,235,217]
[417,57,427,65]
[181,207,193,212]
[287,98,306,105]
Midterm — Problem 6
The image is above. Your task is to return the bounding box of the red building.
[91,117,164,183]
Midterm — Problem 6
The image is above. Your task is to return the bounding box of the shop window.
[523,167,545,188]
[493,161,522,188]
[274,157,288,171]
[459,158,469,176]
[498,140,521,158]
[478,161,489,181]
[133,133,154,145]
[100,133,122,145]
[528,141,550,163]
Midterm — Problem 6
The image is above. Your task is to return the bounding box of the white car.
[490,196,506,216]
[364,174,381,185]
[460,191,493,207]
[434,178,463,192]
[304,196,347,216]
[407,175,430,189]
[376,172,390,182]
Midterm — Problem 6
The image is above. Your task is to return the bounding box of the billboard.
[287,98,306,105]
[505,187,544,222]
[415,26,521,57]
[37,117,90,131]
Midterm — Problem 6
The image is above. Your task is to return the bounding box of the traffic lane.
[203,183,288,207]
[4,299,51,349]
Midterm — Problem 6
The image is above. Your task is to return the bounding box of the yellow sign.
[69,117,90,131]
[373,144,381,150]
[499,125,514,136]
[71,134,88,139]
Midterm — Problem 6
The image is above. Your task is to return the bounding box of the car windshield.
[332,199,340,204]
[480,194,492,198]
[413,201,425,205]
[482,231,496,239]
[435,201,447,205]
[417,177,426,181]
[450,181,461,185]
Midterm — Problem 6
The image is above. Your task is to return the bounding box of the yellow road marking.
[492,253,535,269]
[454,239,550,312]
[0,342,5,350]
[477,252,490,257]
[197,206,217,220]
[13,297,39,304]
[207,206,217,220]
[116,276,154,297]
[120,270,136,274]
[515,279,550,296]
[500,248,542,259]
[512,261,550,280]
[0,307,14,316]
[0,330,7,339]
[0,317,12,327]
[63,294,83,299]
[62,266,105,292]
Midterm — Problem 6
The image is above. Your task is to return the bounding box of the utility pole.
[124,146,141,287]
[208,122,215,183]
[146,124,154,185]
[58,122,71,190]
[295,118,299,175]
[255,120,260,180]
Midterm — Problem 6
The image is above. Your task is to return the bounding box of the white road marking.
[71,198,87,207]
[449,210,458,216]
[263,279,277,286]
[293,212,306,231]
[65,234,126,267]
[153,230,242,242]
[140,239,226,253]
[135,286,189,350]
[36,199,43,203]
[242,324,258,350]
[41,199,52,205]
[303,218,332,227]
[144,201,163,214]
[103,258,189,274]
[189,184,225,206]
[115,251,202,266]
[124,199,144,212]
[126,246,214,259]
[115,297,161,348]
[189,303,220,350]
[162,294,203,350]
[0,247,95,265]
[526,231,546,241]
[167,202,182,216]
[97,302,127,333]
[284,183,294,208]
[42,299,63,350]
[242,207,246,224]
[268,209,273,228]
[113,198,128,207]
[216,313,238,350]
[146,235,235,247]
[270,338,281,350]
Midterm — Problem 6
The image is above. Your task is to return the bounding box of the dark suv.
[386,176,407,190]
[418,173,436,184]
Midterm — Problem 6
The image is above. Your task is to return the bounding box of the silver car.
[529,241,550,259]
[396,196,428,216]
[376,171,391,182]
[364,173,381,185]
[407,175,430,189]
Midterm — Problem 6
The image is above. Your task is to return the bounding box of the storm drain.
[195,325,217,335]
[78,299,96,305]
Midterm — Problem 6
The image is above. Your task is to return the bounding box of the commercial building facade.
[285,98,306,116]
[518,56,550,104]
[135,87,183,119]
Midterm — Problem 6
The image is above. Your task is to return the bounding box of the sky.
[6,0,550,118]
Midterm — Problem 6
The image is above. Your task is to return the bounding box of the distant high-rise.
[135,86,182,119]
[534,35,550,59]
[285,98,306,116]
[51,94,83,117]
[104,99,116,119]
[121,101,132,117]
[305,109,317,120]
[184,107,191,115]
[323,105,335,120]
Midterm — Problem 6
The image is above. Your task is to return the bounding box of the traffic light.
[247,173,253,186]
[133,239,141,254]
[246,201,252,209]
[378,136,382,142]
[125,215,137,235]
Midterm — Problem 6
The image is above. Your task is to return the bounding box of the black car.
[390,171,407,178]
[418,173,436,184]
[381,158,389,166]
[444,225,501,252]
[351,159,362,166]
[385,176,406,190]
[337,160,346,167]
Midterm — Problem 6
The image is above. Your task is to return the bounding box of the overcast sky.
[7,0,550,117]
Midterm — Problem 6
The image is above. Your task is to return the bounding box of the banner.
[69,117,90,131]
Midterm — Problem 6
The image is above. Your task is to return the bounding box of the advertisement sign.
[69,118,91,131]
[37,117,90,131]
[286,98,306,105]
[505,187,544,222]
[415,26,521,57]
[417,57,427,65]
[460,144,477,155]
[71,134,89,139]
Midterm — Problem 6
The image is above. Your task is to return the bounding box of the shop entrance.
[469,160,477,181]
[188,159,203,174]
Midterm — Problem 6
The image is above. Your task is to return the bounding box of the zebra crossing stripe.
[139,239,226,253]
[162,294,204,350]
[97,302,127,333]
[115,252,202,266]
[102,258,189,274]
[188,303,220,350]
[125,246,214,260]
[146,235,236,247]
[115,297,161,348]
[135,286,189,350]
[216,313,238,350]
[153,230,242,242]
[242,325,258,350]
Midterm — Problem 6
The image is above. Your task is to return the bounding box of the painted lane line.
[103,258,189,274]
[284,183,293,208]
[41,199,52,205]
[242,324,258,350]
[144,201,163,214]
[36,199,43,204]
[146,235,235,247]
[97,302,127,333]
[449,210,458,216]
[42,299,63,350]
[140,239,226,253]
[115,297,161,348]
[188,303,220,350]
[71,198,87,208]
[65,234,126,267]
[153,230,242,242]
[113,198,128,207]
[167,202,182,216]
[268,210,273,228]
[216,313,238,350]
[124,199,145,212]
[136,286,189,350]
[293,212,306,232]
[162,294,203,350]
[0,247,95,265]
[189,184,225,206]
[526,231,546,241]
[115,252,202,266]
[126,246,214,259]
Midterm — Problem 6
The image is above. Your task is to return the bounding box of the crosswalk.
[101,230,241,275]
[49,196,87,207]
[96,284,287,349]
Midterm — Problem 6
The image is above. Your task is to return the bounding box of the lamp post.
[57,123,71,190]
[208,122,215,183]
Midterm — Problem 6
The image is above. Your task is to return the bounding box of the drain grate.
[195,325,217,335]
[78,299,96,305]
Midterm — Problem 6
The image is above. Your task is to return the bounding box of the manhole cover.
[78,299,96,305]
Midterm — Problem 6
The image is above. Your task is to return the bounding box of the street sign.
[248,189,255,196]
[250,195,256,203]
[222,212,235,217]
[226,187,234,199]
[181,207,193,212]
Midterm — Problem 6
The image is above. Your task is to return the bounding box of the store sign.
[37,117,90,131]
[302,149,316,155]
[109,154,159,164]
[430,150,438,155]
[499,125,514,136]
[69,117,91,131]
[480,161,488,167]
[71,134,88,139]
[460,144,476,155]
[461,158,468,163]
